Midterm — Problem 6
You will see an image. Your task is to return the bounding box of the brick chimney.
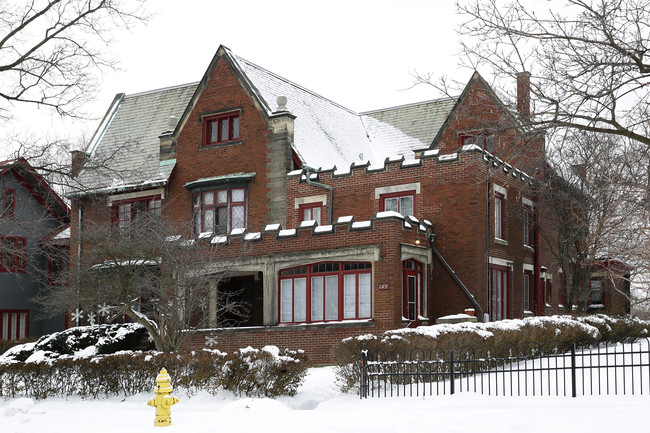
[70,150,87,178]
[517,71,531,118]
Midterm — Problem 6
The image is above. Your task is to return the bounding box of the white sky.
[2,0,466,148]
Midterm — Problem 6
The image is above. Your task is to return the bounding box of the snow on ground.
[2,364,649,433]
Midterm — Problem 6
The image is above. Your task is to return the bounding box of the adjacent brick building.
[68,46,628,363]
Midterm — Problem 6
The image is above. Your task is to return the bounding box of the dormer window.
[203,112,240,146]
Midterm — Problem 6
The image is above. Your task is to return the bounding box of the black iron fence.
[359,338,650,398]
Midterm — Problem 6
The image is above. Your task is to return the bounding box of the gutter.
[301,165,333,225]
[428,232,484,321]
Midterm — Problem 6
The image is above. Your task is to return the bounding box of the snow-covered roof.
[72,46,458,195]
[227,48,455,168]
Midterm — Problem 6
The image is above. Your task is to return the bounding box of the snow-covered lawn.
[2,365,649,433]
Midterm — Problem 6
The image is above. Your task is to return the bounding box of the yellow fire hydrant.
[147,368,179,427]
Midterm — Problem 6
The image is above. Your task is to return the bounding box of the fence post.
[360,348,368,399]
[571,343,577,398]
[450,350,455,395]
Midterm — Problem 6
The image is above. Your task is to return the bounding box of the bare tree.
[455,0,650,145]
[0,0,147,121]
[33,205,249,352]
[534,131,645,310]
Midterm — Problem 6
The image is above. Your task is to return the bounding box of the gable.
[0,160,69,224]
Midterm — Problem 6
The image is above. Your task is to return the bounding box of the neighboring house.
[0,159,70,341]
[68,46,625,363]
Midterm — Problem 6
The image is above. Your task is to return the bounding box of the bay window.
[279,262,371,324]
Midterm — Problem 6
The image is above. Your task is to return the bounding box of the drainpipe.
[534,191,542,316]
[427,232,484,321]
[301,165,333,225]
[76,203,82,327]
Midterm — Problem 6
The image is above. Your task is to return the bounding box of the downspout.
[76,203,82,327]
[301,165,333,225]
[534,191,542,316]
[486,163,491,322]
[427,232,484,321]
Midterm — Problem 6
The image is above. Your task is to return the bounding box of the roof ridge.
[125,81,200,99]
[360,96,458,115]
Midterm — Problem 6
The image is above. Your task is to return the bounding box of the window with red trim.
[193,187,246,235]
[279,262,371,324]
[0,310,28,340]
[380,191,415,216]
[589,279,604,306]
[523,270,533,311]
[523,205,534,247]
[112,196,161,236]
[48,246,68,286]
[203,112,240,146]
[403,259,424,323]
[489,264,510,320]
[495,192,505,240]
[299,202,323,225]
[2,188,15,219]
[0,236,26,273]
[459,133,495,152]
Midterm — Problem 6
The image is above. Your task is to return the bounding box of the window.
[193,187,246,235]
[590,279,603,305]
[523,270,533,312]
[299,202,323,225]
[460,133,495,152]
[403,259,424,324]
[381,191,415,217]
[0,310,28,340]
[48,246,68,286]
[2,188,15,218]
[489,264,509,321]
[112,196,161,236]
[203,112,240,146]
[546,280,552,304]
[279,261,371,324]
[0,236,26,273]
[523,205,534,247]
[495,192,505,240]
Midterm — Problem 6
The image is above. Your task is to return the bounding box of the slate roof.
[361,97,457,148]
[73,46,458,195]
[228,49,455,170]
[73,83,198,195]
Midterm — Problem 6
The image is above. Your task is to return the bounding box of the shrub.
[0,346,309,400]
[335,315,649,392]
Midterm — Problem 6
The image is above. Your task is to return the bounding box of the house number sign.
[378,283,389,290]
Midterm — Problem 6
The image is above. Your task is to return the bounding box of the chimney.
[517,71,531,118]
[70,150,87,178]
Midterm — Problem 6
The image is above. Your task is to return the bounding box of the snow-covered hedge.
[0,346,309,400]
[0,323,151,364]
[335,315,650,392]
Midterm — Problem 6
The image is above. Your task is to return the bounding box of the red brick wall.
[166,57,274,233]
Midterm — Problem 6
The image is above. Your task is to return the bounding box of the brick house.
[0,159,69,341]
[68,46,626,363]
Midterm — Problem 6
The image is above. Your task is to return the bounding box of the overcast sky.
[4,0,467,148]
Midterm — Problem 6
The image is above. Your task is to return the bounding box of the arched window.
[279,262,371,324]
